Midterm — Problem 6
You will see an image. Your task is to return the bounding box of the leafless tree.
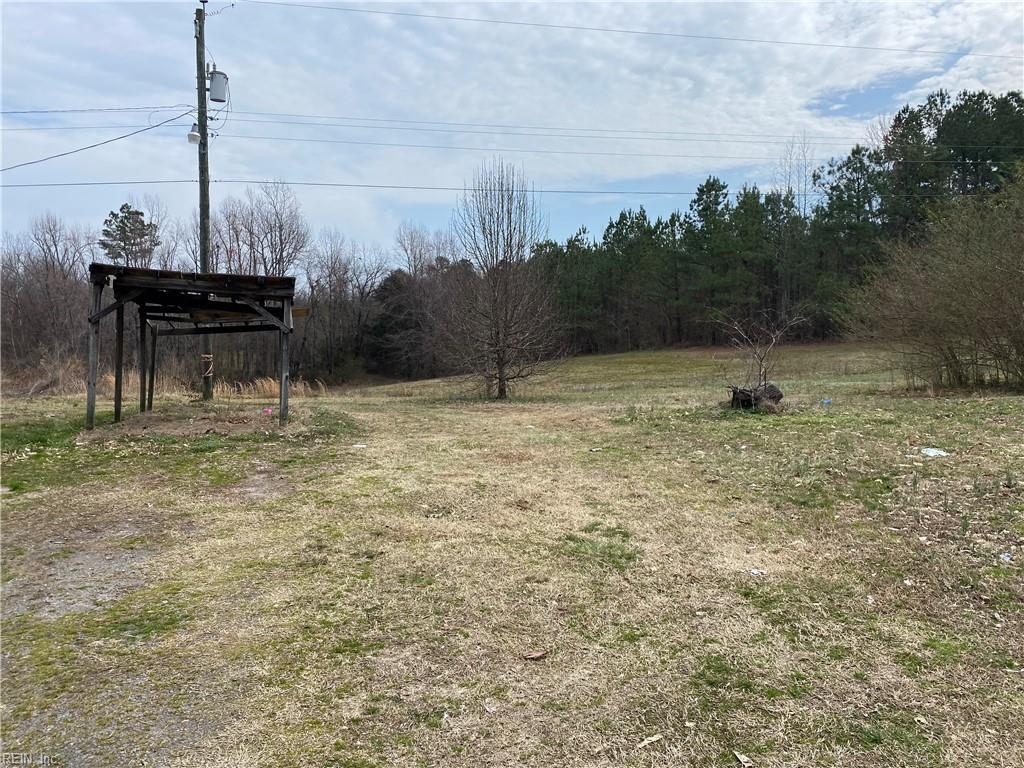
[716,309,806,391]
[301,230,389,376]
[213,183,310,276]
[303,228,348,375]
[865,113,893,152]
[849,173,1024,388]
[1,215,94,389]
[369,223,458,377]
[131,194,182,269]
[346,243,389,359]
[443,158,561,399]
[775,132,816,218]
[249,183,310,276]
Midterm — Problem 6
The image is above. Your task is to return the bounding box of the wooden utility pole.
[195,2,214,400]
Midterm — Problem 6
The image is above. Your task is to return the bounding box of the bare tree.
[716,309,806,407]
[1,215,94,389]
[444,158,560,399]
[849,172,1024,389]
[362,223,459,379]
[131,194,182,269]
[213,183,310,276]
[303,228,348,375]
[775,132,816,218]
[347,243,389,359]
[302,231,389,376]
[865,113,893,152]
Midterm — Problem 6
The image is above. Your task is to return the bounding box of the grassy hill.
[2,344,1022,767]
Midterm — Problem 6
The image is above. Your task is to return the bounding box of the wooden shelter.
[86,263,296,428]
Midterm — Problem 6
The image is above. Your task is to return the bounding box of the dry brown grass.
[3,369,330,400]
[1,344,1021,767]
[213,376,328,399]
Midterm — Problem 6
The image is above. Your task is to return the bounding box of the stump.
[729,383,783,410]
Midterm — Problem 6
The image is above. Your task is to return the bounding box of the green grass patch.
[330,637,381,656]
[561,522,638,572]
[100,583,189,641]
[834,712,936,754]
[1,580,192,721]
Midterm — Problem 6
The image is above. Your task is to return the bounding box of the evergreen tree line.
[527,89,1024,354]
[2,89,1022,392]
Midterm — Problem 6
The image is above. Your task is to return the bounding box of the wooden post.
[279,297,292,426]
[196,6,214,402]
[113,304,124,422]
[138,306,147,414]
[86,282,103,429]
[147,326,157,411]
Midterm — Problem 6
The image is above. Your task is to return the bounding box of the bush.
[848,165,1024,389]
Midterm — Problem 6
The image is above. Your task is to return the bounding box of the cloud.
[2,0,1020,246]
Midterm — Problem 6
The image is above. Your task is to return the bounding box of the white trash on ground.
[920,447,949,457]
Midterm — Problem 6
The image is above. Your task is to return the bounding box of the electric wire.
[213,132,1009,165]
[0,110,194,172]
[237,0,1022,60]
[0,178,985,197]
[5,115,1019,152]
[0,122,1011,164]
[222,116,1024,149]
[0,105,192,115]
[227,110,871,142]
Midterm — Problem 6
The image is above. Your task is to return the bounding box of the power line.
[0,106,900,143]
[0,111,194,172]
[1,123,191,132]
[238,0,1022,60]
[0,119,868,146]
[227,110,872,143]
[4,115,858,144]
[218,133,782,162]
[213,132,1006,165]
[5,111,1022,151]
[178,116,1024,151]
[0,122,1013,163]
[0,114,922,148]
[5,106,1019,150]
[0,105,192,115]
[1,180,198,188]
[0,178,982,198]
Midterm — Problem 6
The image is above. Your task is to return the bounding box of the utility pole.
[195,2,213,400]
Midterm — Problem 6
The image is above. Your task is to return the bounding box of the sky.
[2,0,1022,252]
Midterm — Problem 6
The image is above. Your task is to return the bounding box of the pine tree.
[98,203,160,268]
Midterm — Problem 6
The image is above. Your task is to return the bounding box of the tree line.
[2,88,1022,394]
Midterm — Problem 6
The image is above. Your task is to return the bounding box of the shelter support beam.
[114,304,125,422]
[238,297,291,333]
[88,288,144,324]
[279,297,292,426]
[86,282,103,430]
[156,324,280,336]
[138,307,147,414]
[147,325,157,412]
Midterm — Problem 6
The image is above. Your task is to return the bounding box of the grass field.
[1,344,1022,767]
